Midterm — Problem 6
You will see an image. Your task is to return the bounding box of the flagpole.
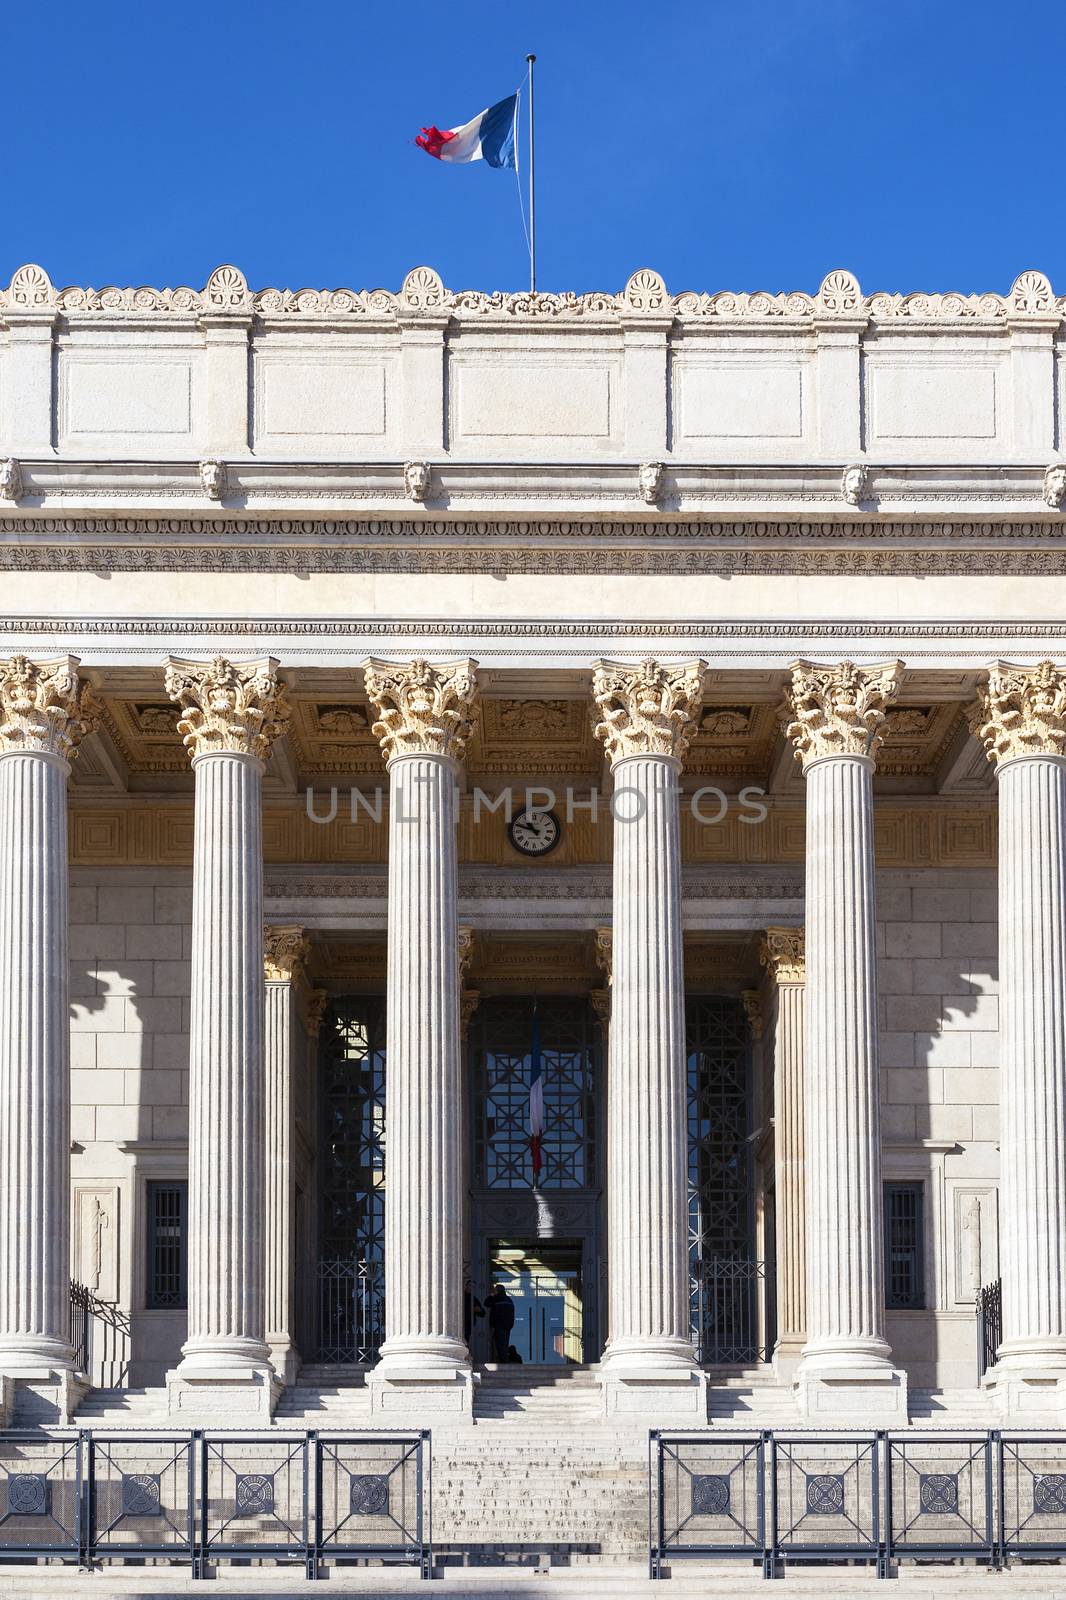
[526,53,536,293]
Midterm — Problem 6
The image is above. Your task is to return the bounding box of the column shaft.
[183,751,270,1371]
[804,754,891,1366]
[998,754,1066,1364]
[381,754,465,1367]
[0,751,74,1371]
[605,755,693,1365]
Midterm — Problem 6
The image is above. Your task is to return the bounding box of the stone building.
[0,261,1064,1479]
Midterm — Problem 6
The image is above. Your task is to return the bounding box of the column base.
[984,1353,1066,1423]
[794,1363,909,1424]
[0,1368,87,1425]
[599,1347,708,1422]
[772,1334,807,1382]
[367,1356,476,1424]
[267,1336,300,1389]
[166,1363,281,1424]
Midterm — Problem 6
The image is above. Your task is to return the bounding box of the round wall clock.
[508,808,562,858]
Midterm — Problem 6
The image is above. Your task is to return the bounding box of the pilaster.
[593,658,708,1420]
[761,927,806,1376]
[783,659,908,1422]
[263,925,311,1387]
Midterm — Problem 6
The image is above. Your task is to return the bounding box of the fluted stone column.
[364,658,478,1418]
[761,928,807,1375]
[972,661,1066,1414]
[783,660,908,1421]
[0,657,97,1423]
[264,925,311,1387]
[593,658,707,1418]
[164,656,289,1420]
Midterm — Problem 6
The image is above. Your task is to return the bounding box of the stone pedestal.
[363,659,479,1422]
[264,926,311,1388]
[593,658,708,1421]
[784,661,908,1423]
[972,662,1066,1419]
[761,928,807,1379]
[164,657,289,1422]
[0,657,96,1422]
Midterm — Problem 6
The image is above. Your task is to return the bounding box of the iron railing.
[0,1429,429,1579]
[69,1282,132,1388]
[691,1256,772,1365]
[977,1277,1002,1381]
[651,1429,1066,1578]
[315,1258,385,1364]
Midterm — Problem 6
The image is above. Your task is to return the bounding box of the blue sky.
[7,1,1065,296]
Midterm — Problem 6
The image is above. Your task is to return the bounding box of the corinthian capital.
[0,655,99,761]
[761,926,805,985]
[783,659,903,767]
[264,925,311,984]
[970,659,1066,765]
[363,658,478,763]
[592,658,706,766]
[164,656,290,762]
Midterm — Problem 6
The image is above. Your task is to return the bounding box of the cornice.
[1,462,1063,516]
[4,263,1062,327]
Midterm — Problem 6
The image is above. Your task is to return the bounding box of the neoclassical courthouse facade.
[0,259,1065,1436]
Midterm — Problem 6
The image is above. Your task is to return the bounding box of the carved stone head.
[840,464,868,507]
[638,461,663,506]
[0,458,23,502]
[404,460,430,503]
[199,459,225,501]
[1044,464,1066,510]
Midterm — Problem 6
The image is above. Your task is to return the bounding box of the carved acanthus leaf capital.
[761,926,806,985]
[0,655,99,761]
[594,927,613,985]
[741,990,764,1040]
[458,926,476,987]
[970,660,1066,764]
[592,657,706,766]
[164,656,290,762]
[363,658,479,763]
[783,659,903,767]
[264,925,311,984]
[304,989,329,1039]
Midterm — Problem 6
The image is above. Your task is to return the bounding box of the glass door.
[487,1241,583,1365]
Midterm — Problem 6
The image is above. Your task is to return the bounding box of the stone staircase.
[707,1364,799,1425]
[273,1365,372,1425]
[74,1384,167,1427]
[908,1386,995,1428]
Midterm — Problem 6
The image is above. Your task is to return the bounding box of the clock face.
[508,808,561,858]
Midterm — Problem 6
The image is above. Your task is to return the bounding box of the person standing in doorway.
[486,1282,515,1363]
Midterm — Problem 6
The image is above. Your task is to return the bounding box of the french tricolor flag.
[416,93,518,169]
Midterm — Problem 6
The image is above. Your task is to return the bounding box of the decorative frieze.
[0,655,98,761]
[164,657,290,763]
[970,660,1066,764]
[592,658,706,766]
[263,925,310,984]
[363,659,478,764]
[783,659,904,767]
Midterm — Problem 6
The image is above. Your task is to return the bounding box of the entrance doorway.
[488,1241,583,1365]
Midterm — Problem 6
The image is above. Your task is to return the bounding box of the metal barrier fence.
[977,1277,1002,1381]
[651,1430,1066,1578]
[0,1429,428,1579]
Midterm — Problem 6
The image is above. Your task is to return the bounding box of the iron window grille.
[145,1182,187,1310]
[884,1181,925,1310]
